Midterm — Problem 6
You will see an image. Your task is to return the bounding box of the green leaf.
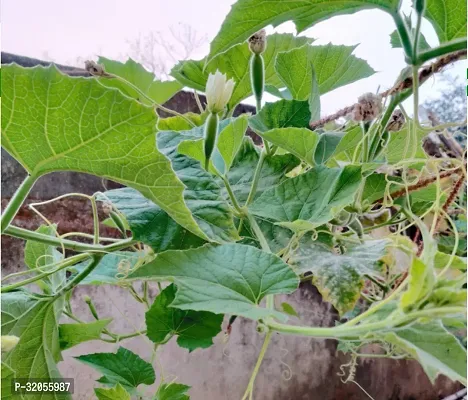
[276,44,375,102]
[1,363,16,400]
[260,128,319,165]
[222,137,300,203]
[385,123,427,164]
[145,284,223,352]
[95,383,131,400]
[171,34,311,109]
[249,165,362,227]
[400,258,436,311]
[128,244,299,321]
[380,321,467,384]
[2,64,207,241]
[1,292,68,399]
[390,30,430,51]
[290,240,387,315]
[207,0,399,62]
[154,382,191,400]
[434,251,467,270]
[309,64,321,122]
[280,302,299,318]
[425,0,467,43]
[59,319,112,350]
[158,113,205,131]
[249,99,311,133]
[98,57,182,105]
[75,347,155,390]
[24,224,65,292]
[72,252,146,285]
[314,132,344,165]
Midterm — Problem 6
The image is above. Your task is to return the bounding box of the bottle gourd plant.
[1,0,467,398]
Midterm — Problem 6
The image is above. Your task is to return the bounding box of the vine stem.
[245,150,267,206]
[417,38,467,64]
[4,225,136,252]
[1,253,91,293]
[218,174,243,214]
[1,174,37,233]
[241,331,272,400]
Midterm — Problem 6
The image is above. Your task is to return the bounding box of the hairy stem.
[1,174,37,233]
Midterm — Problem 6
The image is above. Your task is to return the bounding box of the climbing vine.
[1,0,467,398]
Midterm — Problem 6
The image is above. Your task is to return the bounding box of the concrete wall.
[1,53,463,400]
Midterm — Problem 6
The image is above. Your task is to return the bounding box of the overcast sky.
[2,0,464,115]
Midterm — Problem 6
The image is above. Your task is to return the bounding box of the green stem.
[1,174,37,233]
[5,225,136,252]
[219,174,243,214]
[412,8,423,62]
[267,306,465,338]
[1,253,90,293]
[53,254,103,299]
[90,195,100,245]
[416,38,467,64]
[393,12,414,62]
[245,150,267,206]
[241,331,272,400]
[247,214,270,253]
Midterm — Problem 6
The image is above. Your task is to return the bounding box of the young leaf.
[155,382,191,400]
[1,292,67,398]
[95,383,131,400]
[400,258,436,311]
[128,244,299,321]
[290,240,388,315]
[171,34,311,109]
[390,30,430,51]
[425,0,467,43]
[434,251,467,270]
[380,321,467,384]
[249,165,362,226]
[207,0,399,62]
[1,64,207,241]
[75,347,155,390]
[145,284,223,351]
[249,99,311,133]
[59,319,112,350]
[259,128,320,166]
[97,57,182,105]
[280,302,299,318]
[222,137,300,203]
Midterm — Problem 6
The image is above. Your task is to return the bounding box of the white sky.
[1,0,465,115]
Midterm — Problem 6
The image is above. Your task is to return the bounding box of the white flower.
[205,70,235,113]
[1,335,19,353]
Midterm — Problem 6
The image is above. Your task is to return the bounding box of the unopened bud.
[85,60,110,77]
[248,30,267,55]
[1,335,19,353]
[101,201,113,215]
[256,322,269,333]
[352,93,382,122]
[387,109,405,132]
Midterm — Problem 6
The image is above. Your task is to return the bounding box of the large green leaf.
[259,128,320,165]
[154,382,191,400]
[98,57,182,105]
[380,321,467,384]
[1,64,206,240]
[425,0,467,43]
[290,240,388,315]
[223,137,300,203]
[1,363,16,400]
[171,34,311,109]
[385,123,427,163]
[95,383,131,400]
[249,99,311,133]
[59,319,112,350]
[207,0,399,62]
[128,244,299,321]
[249,165,362,227]
[145,284,223,351]
[75,347,155,390]
[1,292,68,399]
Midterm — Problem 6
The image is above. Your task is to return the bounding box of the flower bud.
[248,30,267,55]
[1,335,19,353]
[204,112,219,170]
[415,0,426,15]
[205,70,235,114]
[387,109,405,132]
[101,201,113,215]
[352,93,382,122]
